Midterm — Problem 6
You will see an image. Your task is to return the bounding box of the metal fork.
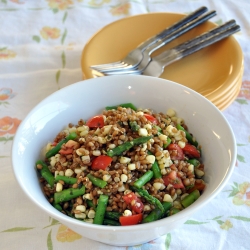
[90,6,209,72]
[92,21,240,78]
[96,10,217,74]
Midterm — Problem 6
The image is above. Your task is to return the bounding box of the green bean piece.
[54,186,85,204]
[154,125,162,133]
[187,159,200,167]
[181,190,200,208]
[103,218,121,226]
[148,151,161,178]
[142,202,172,223]
[129,121,140,132]
[93,194,109,225]
[105,211,122,221]
[176,124,198,147]
[107,136,152,157]
[55,175,77,185]
[86,200,96,210]
[87,174,107,188]
[45,132,77,159]
[105,103,137,111]
[53,203,63,211]
[131,186,164,213]
[133,170,154,188]
[163,137,172,149]
[168,207,181,216]
[36,160,55,187]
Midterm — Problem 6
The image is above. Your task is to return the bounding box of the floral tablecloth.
[1,0,250,249]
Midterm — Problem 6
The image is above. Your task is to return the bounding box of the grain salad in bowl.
[12,75,236,246]
[36,103,205,226]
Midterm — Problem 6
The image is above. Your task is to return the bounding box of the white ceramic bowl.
[12,75,236,246]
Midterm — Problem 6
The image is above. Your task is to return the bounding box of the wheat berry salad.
[36,103,206,226]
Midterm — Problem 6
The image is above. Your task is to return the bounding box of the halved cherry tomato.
[119,213,143,226]
[182,144,200,158]
[91,155,112,170]
[163,170,184,189]
[144,114,158,124]
[187,180,206,193]
[86,115,104,128]
[123,192,144,213]
[167,144,184,160]
[59,148,73,155]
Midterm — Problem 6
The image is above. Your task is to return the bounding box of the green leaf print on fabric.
[43,218,60,229]
[56,70,61,84]
[211,216,223,220]
[237,154,246,163]
[0,136,14,143]
[47,229,53,250]
[32,35,41,43]
[235,99,248,105]
[230,216,250,222]
[1,227,34,232]
[62,11,68,22]
[61,51,66,68]
[165,233,171,250]
[61,28,67,45]
[184,220,208,225]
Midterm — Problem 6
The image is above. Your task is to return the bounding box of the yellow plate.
[81,12,244,107]
[215,79,241,111]
[212,65,243,110]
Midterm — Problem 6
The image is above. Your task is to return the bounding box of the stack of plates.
[81,13,244,111]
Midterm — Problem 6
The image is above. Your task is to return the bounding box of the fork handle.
[156,24,240,68]
[173,19,236,52]
[180,25,240,58]
[145,10,217,55]
[137,6,208,51]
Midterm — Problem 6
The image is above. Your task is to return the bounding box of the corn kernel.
[146,155,155,164]
[92,150,101,156]
[123,210,132,216]
[188,164,194,172]
[56,182,63,192]
[76,205,86,212]
[178,141,186,148]
[75,213,86,219]
[103,174,111,182]
[121,174,128,183]
[65,169,74,177]
[144,124,152,130]
[74,168,83,174]
[120,157,131,164]
[88,210,96,219]
[97,136,106,144]
[138,128,148,136]
[81,155,90,162]
[128,163,136,170]
[167,108,176,117]
[118,184,125,192]
[159,134,168,141]
[153,182,162,190]
[163,194,173,203]
[84,218,93,223]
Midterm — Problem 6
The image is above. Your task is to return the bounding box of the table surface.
[1,0,250,249]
